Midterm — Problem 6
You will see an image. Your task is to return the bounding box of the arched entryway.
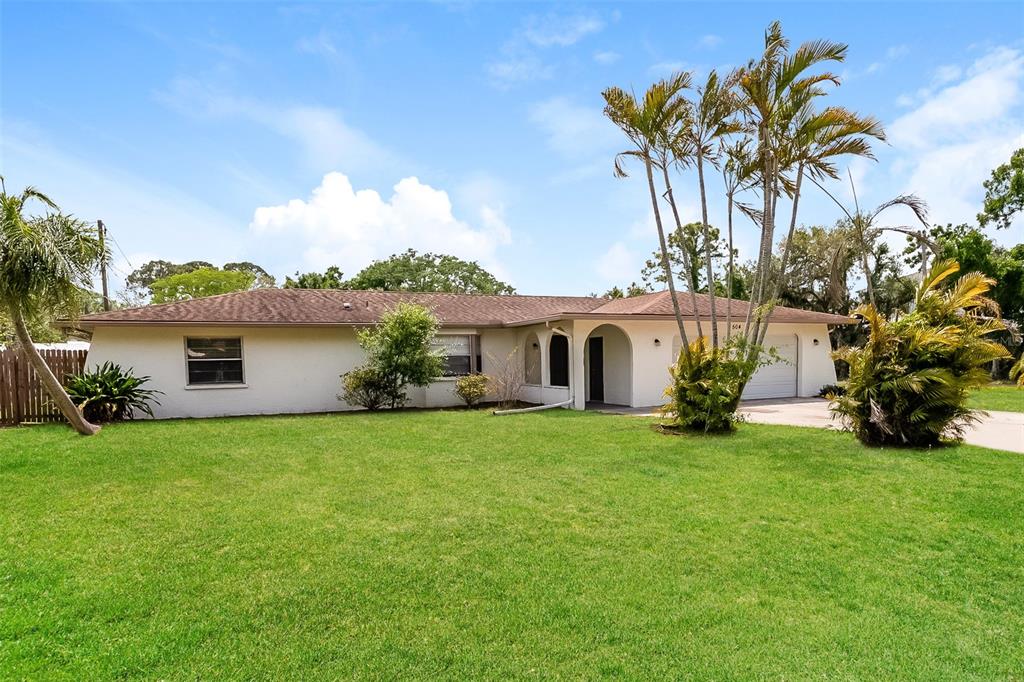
[584,324,632,406]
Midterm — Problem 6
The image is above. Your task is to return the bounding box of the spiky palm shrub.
[830,260,1009,446]
[663,336,771,433]
[65,362,161,422]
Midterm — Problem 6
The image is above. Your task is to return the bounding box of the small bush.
[454,374,489,407]
[65,362,161,422]
[339,366,395,411]
[341,302,444,410]
[830,260,1010,447]
[663,337,773,433]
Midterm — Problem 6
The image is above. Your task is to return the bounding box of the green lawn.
[1,411,1022,679]
[969,382,1024,412]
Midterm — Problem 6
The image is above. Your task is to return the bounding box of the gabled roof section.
[78,288,854,328]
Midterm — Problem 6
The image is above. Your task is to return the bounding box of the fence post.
[12,351,24,425]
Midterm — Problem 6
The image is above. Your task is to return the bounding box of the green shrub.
[830,260,1010,447]
[339,302,445,410]
[65,362,161,422]
[454,374,489,407]
[663,337,773,433]
[818,383,845,398]
[339,366,394,411]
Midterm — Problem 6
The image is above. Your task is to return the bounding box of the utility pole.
[98,219,111,311]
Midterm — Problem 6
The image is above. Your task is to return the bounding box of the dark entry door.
[589,337,604,402]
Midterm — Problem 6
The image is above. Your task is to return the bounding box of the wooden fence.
[0,349,87,426]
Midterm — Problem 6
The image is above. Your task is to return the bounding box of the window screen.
[185,337,244,385]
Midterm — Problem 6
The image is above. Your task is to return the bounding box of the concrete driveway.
[738,398,1024,453]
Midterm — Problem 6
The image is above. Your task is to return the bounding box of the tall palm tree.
[653,101,706,341]
[720,139,756,341]
[604,73,695,360]
[756,104,886,345]
[685,69,742,348]
[0,178,105,435]
[734,21,848,348]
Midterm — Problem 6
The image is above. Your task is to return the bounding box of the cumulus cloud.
[249,172,512,278]
[887,46,1024,228]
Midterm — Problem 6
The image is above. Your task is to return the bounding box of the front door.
[589,337,604,402]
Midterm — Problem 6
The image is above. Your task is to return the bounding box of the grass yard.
[1,410,1022,679]
[969,382,1024,412]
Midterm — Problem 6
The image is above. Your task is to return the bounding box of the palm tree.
[734,21,849,348]
[604,73,694,360]
[756,104,886,345]
[0,178,105,435]
[720,139,757,340]
[810,176,935,309]
[653,98,706,342]
[685,69,742,348]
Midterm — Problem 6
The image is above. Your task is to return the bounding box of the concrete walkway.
[595,398,1024,453]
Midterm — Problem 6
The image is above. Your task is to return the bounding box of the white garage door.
[743,334,798,399]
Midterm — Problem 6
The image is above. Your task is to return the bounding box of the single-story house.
[78,289,850,419]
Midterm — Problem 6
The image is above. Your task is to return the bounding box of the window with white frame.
[431,334,482,376]
[185,337,244,385]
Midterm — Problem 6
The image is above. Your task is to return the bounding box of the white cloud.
[933,64,963,84]
[249,172,513,279]
[887,46,1024,230]
[522,13,603,47]
[156,77,395,172]
[486,11,606,89]
[697,34,722,49]
[486,53,553,89]
[648,60,689,77]
[528,96,619,160]
[886,44,910,60]
[593,50,621,65]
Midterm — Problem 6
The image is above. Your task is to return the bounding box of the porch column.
[571,321,589,410]
[536,328,551,386]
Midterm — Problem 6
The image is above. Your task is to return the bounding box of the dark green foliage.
[65,362,161,422]
[453,373,489,406]
[818,383,845,398]
[830,261,1010,447]
[978,147,1023,230]
[283,265,345,289]
[663,336,773,433]
[346,249,515,294]
[339,366,393,411]
[340,302,444,409]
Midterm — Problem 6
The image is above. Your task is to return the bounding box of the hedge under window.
[432,334,482,376]
[185,337,244,385]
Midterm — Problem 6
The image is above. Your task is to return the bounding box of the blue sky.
[3,1,1022,296]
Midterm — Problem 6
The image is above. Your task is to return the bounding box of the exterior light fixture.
[813,339,820,346]
[654,338,661,347]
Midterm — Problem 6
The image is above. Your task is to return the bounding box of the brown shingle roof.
[78,288,853,328]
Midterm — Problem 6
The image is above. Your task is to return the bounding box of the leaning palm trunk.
[644,157,691,361]
[11,307,99,435]
[660,165,704,342]
[695,155,719,347]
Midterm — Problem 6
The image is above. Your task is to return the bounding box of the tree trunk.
[645,156,690,361]
[661,164,704,341]
[744,144,774,344]
[758,162,804,346]
[11,306,100,435]
[696,155,719,348]
[725,190,735,342]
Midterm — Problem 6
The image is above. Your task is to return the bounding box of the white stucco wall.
[86,324,519,419]
[86,319,838,419]
[566,319,838,409]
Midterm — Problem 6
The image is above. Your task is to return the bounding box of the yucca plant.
[65,362,162,423]
[829,260,1010,446]
[663,336,773,433]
